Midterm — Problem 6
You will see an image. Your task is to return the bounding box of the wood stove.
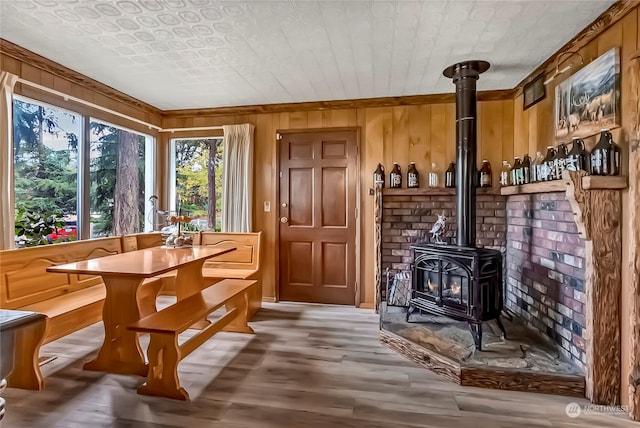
[406,60,505,350]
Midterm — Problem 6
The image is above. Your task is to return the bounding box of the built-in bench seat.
[128,279,256,400]
[0,234,164,389]
[160,231,262,319]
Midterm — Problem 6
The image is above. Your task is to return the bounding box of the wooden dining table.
[46,245,235,377]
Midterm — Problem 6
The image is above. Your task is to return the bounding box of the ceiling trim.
[515,0,637,96]
[161,89,517,118]
[0,38,162,118]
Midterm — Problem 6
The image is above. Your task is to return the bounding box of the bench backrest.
[198,232,261,271]
[0,237,123,309]
[122,232,164,252]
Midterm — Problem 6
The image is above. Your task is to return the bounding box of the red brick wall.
[381,193,507,274]
[505,192,586,368]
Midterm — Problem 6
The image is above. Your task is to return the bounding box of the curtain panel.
[221,124,255,232]
[0,72,18,249]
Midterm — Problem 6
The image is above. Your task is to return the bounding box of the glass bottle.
[445,162,456,188]
[522,154,532,184]
[566,138,589,173]
[610,134,621,176]
[552,143,569,180]
[428,162,440,187]
[540,146,556,181]
[500,161,512,186]
[478,160,492,188]
[390,163,402,188]
[373,163,385,187]
[511,157,523,185]
[591,129,620,176]
[530,151,544,183]
[407,162,419,188]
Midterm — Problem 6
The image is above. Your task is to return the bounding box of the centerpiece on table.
[163,213,194,248]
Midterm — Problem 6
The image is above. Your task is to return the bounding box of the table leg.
[175,260,209,330]
[7,316,47,390]
[84,276,151,376]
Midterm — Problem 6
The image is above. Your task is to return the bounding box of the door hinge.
[276,132,282,141]
[279,171,283,178]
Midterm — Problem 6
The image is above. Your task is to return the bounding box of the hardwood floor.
[2,300,636,427]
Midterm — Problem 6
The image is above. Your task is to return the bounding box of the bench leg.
[137,333,188,400]
[222,293,255,334]
[7,317,47,390]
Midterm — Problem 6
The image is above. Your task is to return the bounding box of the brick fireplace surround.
[377,172,625,405]
[380,188,587,368]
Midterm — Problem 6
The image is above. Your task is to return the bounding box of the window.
[90,120,154,238]
[12,96,156,246]
[169,138,223,232]
[13,97,80,246]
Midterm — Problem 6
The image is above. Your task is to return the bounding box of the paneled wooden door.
[278,129,358,305]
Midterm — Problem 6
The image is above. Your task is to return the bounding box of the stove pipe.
[443,60,490,248]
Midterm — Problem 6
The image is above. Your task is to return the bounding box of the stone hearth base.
[380,305,585,398]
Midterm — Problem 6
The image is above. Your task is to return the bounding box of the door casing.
[275,127,361,306]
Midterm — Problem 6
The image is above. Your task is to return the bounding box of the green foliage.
[14,207,65,247]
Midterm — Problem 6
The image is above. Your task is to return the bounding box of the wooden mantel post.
[563,170,622,405]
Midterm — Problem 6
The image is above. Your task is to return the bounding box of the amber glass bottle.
[522,154,531,184]
[445,162,456,188]
[374,163,385,187]
[566,138,588,172]
[511,157,523,185]
[591,129,621,175]
[390,163,402,188]
[540,146,557,181]
[407,162,419,188]
[479,160,492,187]
[551,144,569,180]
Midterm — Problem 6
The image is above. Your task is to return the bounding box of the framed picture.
[554,47,620,140]
[523,74,545,110]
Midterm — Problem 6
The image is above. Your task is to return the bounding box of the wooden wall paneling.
[0,53,20,74]
[430,104,447,180]
[479,100,503,182]
[513,94,528,160]
[502,99,515,165]
[288,111,307,129]
[444,103,456,165]
[527,106,538,157]
[261,112,280,301]
[322,110,332,126]
[392,106,410,172]
[279,112,290,130]
[408,105,431,184]
[307,110,323,128]
[382,107,394,170]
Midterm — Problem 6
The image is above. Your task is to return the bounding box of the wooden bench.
[198,232,262,319]
[128,279,256,400]
[0,235,163,389]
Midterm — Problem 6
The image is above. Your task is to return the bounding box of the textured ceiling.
[0,0,616,111]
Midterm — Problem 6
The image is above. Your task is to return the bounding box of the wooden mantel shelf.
[500,175,628,196]
[382,187,501,196]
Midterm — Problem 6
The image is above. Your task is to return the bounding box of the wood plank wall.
[161,101,514,306]
[514,4,639,407]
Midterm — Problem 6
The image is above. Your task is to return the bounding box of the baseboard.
[358,302,375,310]
[262,296,277,303]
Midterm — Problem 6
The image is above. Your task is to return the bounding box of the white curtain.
[0,72,18,250]
[221,124,255,232]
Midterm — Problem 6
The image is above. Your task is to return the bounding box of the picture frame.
[523,74,546,110]
[554,47,620,140]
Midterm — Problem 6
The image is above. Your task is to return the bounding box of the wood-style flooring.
[2,299,636,428]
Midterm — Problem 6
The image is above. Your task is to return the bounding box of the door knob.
[280,217,288,223]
